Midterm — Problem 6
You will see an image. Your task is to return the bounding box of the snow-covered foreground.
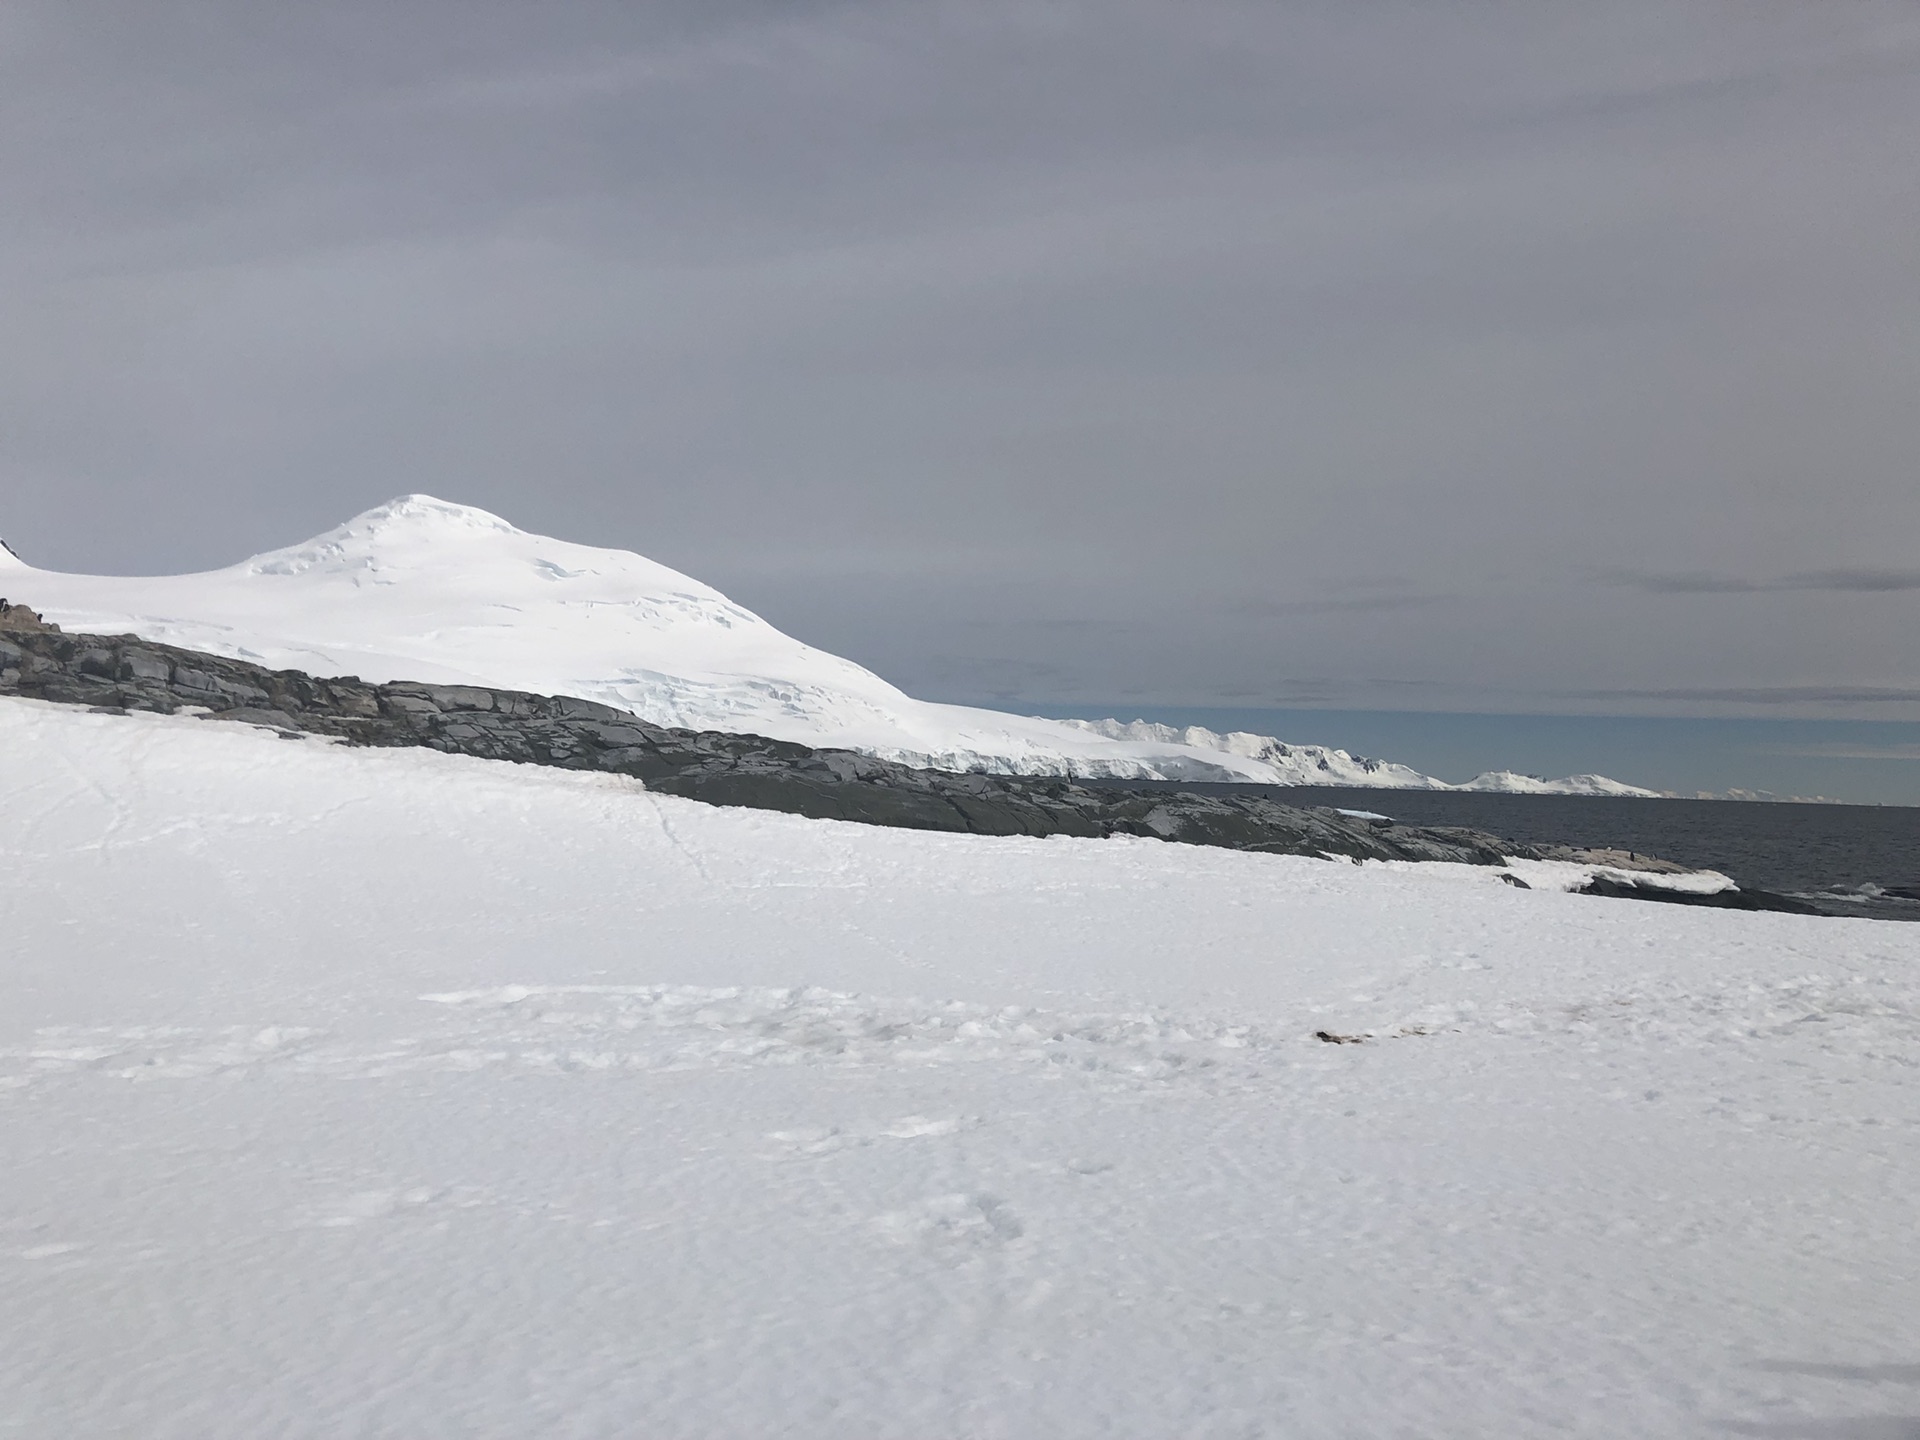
[2,494,1653,793]
[3,698,1915,1438]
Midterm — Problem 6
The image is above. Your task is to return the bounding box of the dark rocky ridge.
[0,609,1537,865]
[1574,875,1820,915]
[3,603,1824,912]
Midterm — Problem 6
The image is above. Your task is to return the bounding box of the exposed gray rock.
[1533,846,1699,876]
[1573,875,1820,915]
[0,599,57,633]
[0,621,1663,876]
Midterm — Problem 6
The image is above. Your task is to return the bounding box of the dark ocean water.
[1160,785,1920,922]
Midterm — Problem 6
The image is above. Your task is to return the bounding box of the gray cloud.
[1610,568,1920,594]
[1232,594,1453,617]
[1766,743,1920,761]
[2,0,1919,726]
[1569,686,1920,707]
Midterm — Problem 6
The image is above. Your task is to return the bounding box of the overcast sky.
[3,0,1917,722]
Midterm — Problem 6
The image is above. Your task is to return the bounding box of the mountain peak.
[241,496,533,578]
[349,495,522,535]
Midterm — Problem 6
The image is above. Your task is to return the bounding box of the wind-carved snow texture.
[1,493,1655,792]
[3,697,1918,1437]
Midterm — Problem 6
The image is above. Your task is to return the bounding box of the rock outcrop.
[0,599,57,633]
[1,623,1528,866]
[1572,875,1821,915]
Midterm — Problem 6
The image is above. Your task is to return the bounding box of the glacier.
[0,494,1656,794]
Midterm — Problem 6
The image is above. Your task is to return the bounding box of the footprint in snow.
[874,1193,1023,1251]
[765,1116,974,1155]
[880,1115,970,1139]
[310,1187,441,1228]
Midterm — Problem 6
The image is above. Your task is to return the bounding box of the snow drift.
[1,495,1654,793]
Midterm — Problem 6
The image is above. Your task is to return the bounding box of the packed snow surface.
[3,695,1915,1437]
[1,494,1653,792]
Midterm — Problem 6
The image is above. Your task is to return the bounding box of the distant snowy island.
[1,495,1657,796]
[1060,718,1657,796]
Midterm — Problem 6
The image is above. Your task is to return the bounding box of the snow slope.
[2,695,1914,1437]
[1,495,1652,792]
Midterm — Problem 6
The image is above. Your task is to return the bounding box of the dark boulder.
[1574,876,1821,915]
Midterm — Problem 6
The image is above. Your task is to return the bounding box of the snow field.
[2,697,1916,1437]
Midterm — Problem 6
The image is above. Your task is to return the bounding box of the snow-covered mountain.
[1065,719,1659,795]
[1453,770,1657,797]
[1,495,1655,794]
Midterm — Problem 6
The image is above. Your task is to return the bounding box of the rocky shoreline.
[0,602,1816,909]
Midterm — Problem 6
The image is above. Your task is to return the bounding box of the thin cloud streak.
[1766,743,1920,761]
[1570,686,1920,706]
[1232,594,1452,617]
[1607,568,1920,594]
